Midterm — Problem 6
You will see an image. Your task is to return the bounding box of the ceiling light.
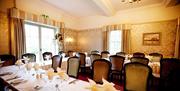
[122,0,141,3]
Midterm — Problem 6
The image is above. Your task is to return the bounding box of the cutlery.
[10,79,27,86]
[68,79,78,84]
[0,72,13,76]
[6,76,21,81]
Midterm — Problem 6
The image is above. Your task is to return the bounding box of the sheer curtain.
[10,18,26,59]
[174,18,180,59]
[103,24,131,53]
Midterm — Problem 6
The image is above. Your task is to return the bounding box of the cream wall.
[16,0,78,29]
[77,29,103,54]
[130,20,177,57]
[77,4,180,29]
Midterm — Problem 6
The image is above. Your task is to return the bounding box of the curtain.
[10,18,26,59]
[122,29,131,54]
[59,24,65,52]
[103,24,131,53]
[174,18,180,59]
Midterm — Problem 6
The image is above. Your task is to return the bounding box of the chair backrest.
[42,52,52,61]
[116,52,126,57]
[160,58,180,90]
[67,56,80,78]
[90,54,101,63]
[149,53,163,62]
[52,55,62,72]
[124,62,152,91]
[22,53,36,62]
[58,51,64,55]
[110,55,125,71]
[91,50,99,54]
[92,59,111,83]
[130,57,149,65]
[101,51,110,59]
[76,53,86,66]
[0,54,16,66]
[133,52,145,58]
[67,50,75,57]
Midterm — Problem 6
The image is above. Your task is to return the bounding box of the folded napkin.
[15,59,24,66]
[57,67,69,80]
[86,78,118,91]
[46,68,55,80]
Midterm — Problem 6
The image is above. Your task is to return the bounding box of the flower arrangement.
[55,33,63,41]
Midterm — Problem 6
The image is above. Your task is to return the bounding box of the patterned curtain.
[10,18,26,59]
[174,18,180,59]
[103,24,131,53]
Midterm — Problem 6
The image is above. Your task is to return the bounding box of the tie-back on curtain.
[103,24,131,53]
[174,18,180,59]
[10,18,26,59]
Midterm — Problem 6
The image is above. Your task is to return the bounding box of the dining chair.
[0,54,16,66]
[130,57,149,65]
[92,59,112,83]
[160,58,180,91]
[67,56,80,78]
[101,51,110,59]
[116,52,126,57]
[76,53,90,73]
[109,55,125,81]
[133,52,145,58]
[91,50,100,54]
[67,50,75,57]
[52,55,62,72]
[42,52,52,61]
[90,54,101,64]
[124,62,152,91]
[22,53,36,63]
[149,53,163,62]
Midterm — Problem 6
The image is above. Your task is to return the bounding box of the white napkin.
[86,78,118,91]
[15,59,24,66]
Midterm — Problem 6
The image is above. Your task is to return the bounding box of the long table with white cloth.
[0,65,91,91]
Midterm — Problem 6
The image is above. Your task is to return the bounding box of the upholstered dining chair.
[92,59,112,83]
[149,53,163,62]
[90,54,101,64]
[67,50,75,57]
[116,52,126,57]
[76,52,89,73]
[42,52,52,61]
[124,62,152,91]
[101,51,110,59]
[160,58,180,91]
[130,57,149,65]
[91,50,100,54]
[22,53,36,63]
[0,54,16,66]
[52,55,62,72]
[67,56,80,78]
[133,52,145,58]
[109,55,125,81]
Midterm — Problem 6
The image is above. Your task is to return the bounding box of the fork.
[6,76,20,81]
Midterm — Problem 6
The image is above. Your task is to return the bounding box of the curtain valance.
[10,8,65,28]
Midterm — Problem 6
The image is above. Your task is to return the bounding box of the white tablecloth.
[0,65,91,91]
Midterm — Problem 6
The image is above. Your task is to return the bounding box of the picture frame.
[143,32,161,46]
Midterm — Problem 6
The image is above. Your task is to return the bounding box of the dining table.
[0,65,92,91]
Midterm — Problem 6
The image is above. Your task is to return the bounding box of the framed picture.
[143,32,161,45]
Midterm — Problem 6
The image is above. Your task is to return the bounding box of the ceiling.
[43,0,166,18]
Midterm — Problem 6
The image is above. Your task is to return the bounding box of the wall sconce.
[65,37,73,43]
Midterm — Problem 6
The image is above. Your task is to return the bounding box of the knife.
[68,79,78,84]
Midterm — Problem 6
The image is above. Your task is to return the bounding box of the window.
[25,22,58,63]
[109,30,122,54]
